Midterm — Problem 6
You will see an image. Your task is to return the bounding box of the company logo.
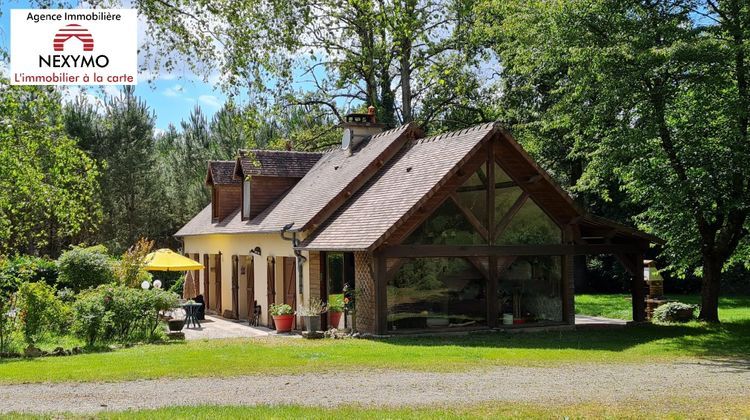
[11,9,137,85]
[53,24,94,51]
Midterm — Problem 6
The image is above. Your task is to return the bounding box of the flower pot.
[303,315,321,333]
[328,311,342,328]
[272,314,294,333]
[168,319,185,332]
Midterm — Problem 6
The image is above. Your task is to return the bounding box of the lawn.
[0,295,747,384]
[6,399,750,419]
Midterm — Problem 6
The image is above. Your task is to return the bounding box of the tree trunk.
[400,41,412,123]
[699,253,722,323]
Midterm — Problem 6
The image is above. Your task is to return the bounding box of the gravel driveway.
[1,359,748,414]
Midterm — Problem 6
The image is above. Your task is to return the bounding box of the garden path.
[1,359,747,414]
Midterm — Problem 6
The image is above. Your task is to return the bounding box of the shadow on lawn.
[379,320,750,360]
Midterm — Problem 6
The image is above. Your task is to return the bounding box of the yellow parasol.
[143,249,204,271]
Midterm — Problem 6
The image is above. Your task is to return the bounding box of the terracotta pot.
[273,314,294,332]
[329,311,343,328]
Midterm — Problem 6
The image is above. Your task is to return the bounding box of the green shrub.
[0,255,58,290]
[16,282,68,345]
[72,289,110,347]
[168,274,185,294]
[74,284,179,344]
[57,245,116,292]
[653,302,698,323]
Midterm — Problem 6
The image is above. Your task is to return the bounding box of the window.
[405,199,485,245]
[454,168,488,225]
[242,180,251,219]
[496,198,562,244]
[388,258,486,331]
[498,256,563,323]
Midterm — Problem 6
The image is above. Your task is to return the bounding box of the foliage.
[269,303,294,316]
[168,274,185,295]
[72,284,179,345]
[15,282,68,345]
[56,245,115,292]
[115,238,154,287]
[296,298,327,316]
[653,302,698,324]
[328,294,344,313]
[0,292,17,354]
[475,0,750,322]
[135,0,489,129]
[0,256,58,289]
[71,289,109,347]
[0,82,102,256]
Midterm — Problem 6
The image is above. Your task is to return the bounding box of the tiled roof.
[236,150,323,178]
[300,123,499,250]
[206,161,241,185]
[175,123,417,236]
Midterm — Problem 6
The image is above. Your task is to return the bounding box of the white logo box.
[10,9,137,85]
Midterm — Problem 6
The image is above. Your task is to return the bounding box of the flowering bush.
[653,302,698,323]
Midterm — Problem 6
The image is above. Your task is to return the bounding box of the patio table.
[181,302,202,328]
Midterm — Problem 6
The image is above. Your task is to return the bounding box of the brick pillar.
[354,252,376,334]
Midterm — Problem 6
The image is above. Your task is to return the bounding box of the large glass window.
[497,256,563,324]
[388,258,486,331]
[405,200,485,245]
[496,198,562,244]
[454,168,489,225]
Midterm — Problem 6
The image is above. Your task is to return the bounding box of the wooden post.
[631,253,646,322]
[374,254,388,335]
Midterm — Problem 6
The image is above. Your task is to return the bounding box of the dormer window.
[242,179,251,220]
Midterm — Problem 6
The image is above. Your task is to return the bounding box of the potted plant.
[168,318,185,332]
[296,298,326,333]
[327,295,344,328]
[270,303,294,332]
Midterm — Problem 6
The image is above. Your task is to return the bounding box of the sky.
[0,0,229,132]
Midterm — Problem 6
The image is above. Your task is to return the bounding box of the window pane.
[388,258,486,330]
[495,162,513,184]
[498,256,563,324]
[496,198,562,244]
[495,186,523,224]
[455,168,488,226]
[405,199,486,245]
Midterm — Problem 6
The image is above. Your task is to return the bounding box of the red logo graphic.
[53,24,94,51]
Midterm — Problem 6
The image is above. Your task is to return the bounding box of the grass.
[0,295,747,384]
[575,294,750,322]
[6,399,750,419]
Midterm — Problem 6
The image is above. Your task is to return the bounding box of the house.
[175,109,655,335]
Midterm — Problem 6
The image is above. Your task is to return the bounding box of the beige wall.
[182,232,313,326]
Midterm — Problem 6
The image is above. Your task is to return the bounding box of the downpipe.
[281,223,307,294]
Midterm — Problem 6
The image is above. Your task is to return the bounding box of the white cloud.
[163,84,185,97]
[199,94,221,108]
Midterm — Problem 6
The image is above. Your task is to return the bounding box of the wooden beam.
[374,254,388,335]
[380,244,646,258]
[385,258,407,283]
[494,192,529,241]
[466,257,490,281]
[450,194,489,241]
[456,181,516,193]
[487,151,496,242]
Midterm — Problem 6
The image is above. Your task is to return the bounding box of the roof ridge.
[239,149,325,155]
[413,122,498,145]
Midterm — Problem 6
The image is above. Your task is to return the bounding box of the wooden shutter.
[203,254,210,307]
[231,255,239,319]
[267,257,275,328]
[283,257,296,309]
[215,254,222,313]
[247,257,255,319]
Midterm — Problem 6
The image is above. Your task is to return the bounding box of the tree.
[476,0,750,322]
[135,0,488,129]
[0,81,102,256]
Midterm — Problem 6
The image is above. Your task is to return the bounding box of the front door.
[283,257,297,328]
